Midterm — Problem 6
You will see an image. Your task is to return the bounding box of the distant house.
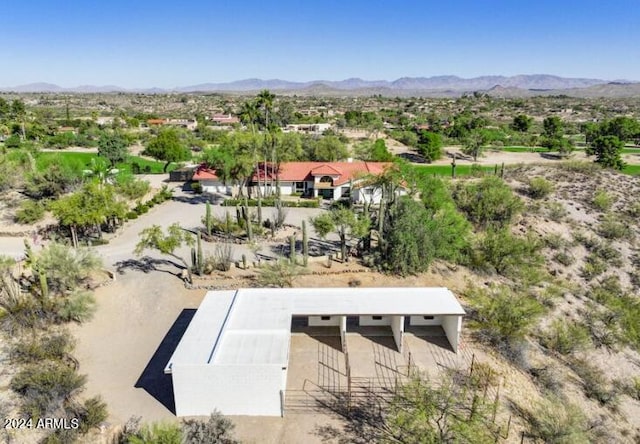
[145,118,197,130]
[211,114,240,125]
[282,123,332,135]
[165,119,198,131]
[147,119,166,126]
[192,160,402,203]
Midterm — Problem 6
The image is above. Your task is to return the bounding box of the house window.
[423,315,434,320]
[341,186,351,198]
[319,176,333,185]
[295,182,305,193]
[372,316,383,321]
[363,188,373,196]
[321,316,331,321]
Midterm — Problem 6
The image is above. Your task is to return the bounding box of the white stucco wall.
[359,315,392,326]
[200,180,232,195]
[308,315,341,326]
[390,315,404,353]
[409,315,443,326]
[442,315,462,353]
[172,364,285,416]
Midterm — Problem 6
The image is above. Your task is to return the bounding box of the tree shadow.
[134,309,197,415]
[171,194,223,205]
[397,152,426,163]
[114,257,185,276]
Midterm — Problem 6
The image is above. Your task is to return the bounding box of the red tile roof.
[192,165,220,181]
[252,161,391,186]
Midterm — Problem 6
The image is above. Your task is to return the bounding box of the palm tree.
[238,100,261,196]
[257,90,276,194]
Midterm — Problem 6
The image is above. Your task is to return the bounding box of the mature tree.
[586,135,626,170]
[144,128,190,172]
[540,116,573,155]
[311,208,370,261]
[50,182,126,246]
[417,131,442,162]
[542,116,563,139]
[384,199,436,275]
[511,114,533,132]
[97,132,129,167]
[383,373,497,444]
[134,223,195,281]
[354,139,393,162]
[599,116,640,143]
[306,135,349,161]
[461,130,488,161]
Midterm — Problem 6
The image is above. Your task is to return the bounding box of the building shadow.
[134,309,197,414]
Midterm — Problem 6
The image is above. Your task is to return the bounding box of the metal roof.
[165,287,464,372]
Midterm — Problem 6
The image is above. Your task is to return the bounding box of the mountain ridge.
[0,75,638,97]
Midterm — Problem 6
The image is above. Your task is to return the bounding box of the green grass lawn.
[622,164,640,176]
[412,164,497,177]
[36,152,177,174]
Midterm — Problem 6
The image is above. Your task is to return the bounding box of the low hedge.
[222,198,320,208]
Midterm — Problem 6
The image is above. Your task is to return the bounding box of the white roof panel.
[167,287,464,370]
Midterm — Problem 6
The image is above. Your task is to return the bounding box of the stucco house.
[193,160,401,204]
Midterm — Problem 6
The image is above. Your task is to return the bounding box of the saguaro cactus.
[197,231,204,275]
[302,220,309,266]
[204,201,213,236]
[289,235,296,264]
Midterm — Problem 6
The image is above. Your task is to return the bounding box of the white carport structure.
[165,287,465,417]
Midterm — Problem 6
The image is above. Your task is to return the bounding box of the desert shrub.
[57,289,97,323]
[558,160,601,174]
[181,411,240,444]
[255,260,302,288]
[619,377,640,401]
[553,250,575,266]
[537,284,565,308]
[546,201,568,222]
[469,228,542,277]
[75,396,108,433]
[114,174,151,200]
[36,243,102,293]
[590,241,622,265]
[592,190,614,212]
[568,358,619,408]
[528,366,562,393]
[629,271,640,290]
[191,181,202,194]
[466,285,544,346]
[527,177,554,199]
[580,254,606,281]
[126,211,138,220]
[626,201,640,218]
[540,319,591,355]
[543,233,566,250]
[598,214,632,240]
[10,361,87,418]
[518,396,591,444]
[15,200,46,224]
[128,421,182,444]
[452,176,523,228]
[12,331,74,364]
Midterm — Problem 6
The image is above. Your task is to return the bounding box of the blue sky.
[1,0,638,87]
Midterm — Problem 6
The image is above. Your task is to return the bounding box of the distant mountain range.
[1,75,638,97]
